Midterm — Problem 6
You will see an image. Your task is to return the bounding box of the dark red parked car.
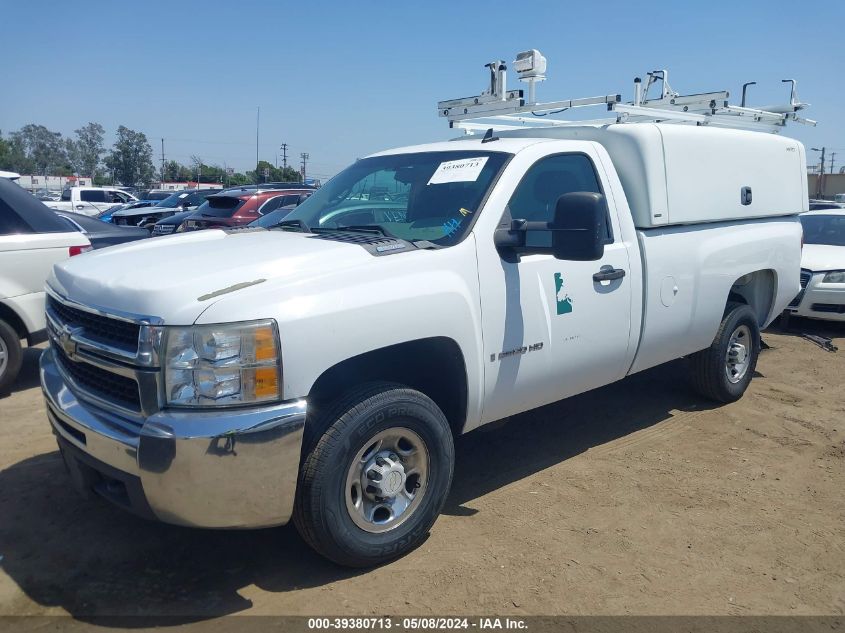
[180,188,312,230]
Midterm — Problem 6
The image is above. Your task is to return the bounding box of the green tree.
[68,122,105,177]
[249,160,301,184]
[10,124,67,175]
[227,172,252,186]
[105,125,155,186]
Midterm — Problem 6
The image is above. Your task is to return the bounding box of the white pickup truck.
[40,70,806,567]
[44,186,137,216]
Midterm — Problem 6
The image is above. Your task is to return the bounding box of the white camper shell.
[500,124,809,228]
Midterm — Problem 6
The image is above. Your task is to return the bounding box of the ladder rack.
[437,53,816,135]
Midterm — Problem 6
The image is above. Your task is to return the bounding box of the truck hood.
[801,243,845,272]
[49,229,379,324]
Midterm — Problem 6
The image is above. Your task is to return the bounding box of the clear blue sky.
[2,0,844,179]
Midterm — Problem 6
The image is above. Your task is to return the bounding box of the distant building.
[16,175,93,192]
[158,181,224,191]
[808,173,845,200]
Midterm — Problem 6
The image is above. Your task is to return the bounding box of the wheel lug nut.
[367,470,381,481]
[376,457,387,467]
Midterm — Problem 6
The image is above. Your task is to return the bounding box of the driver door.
[478,149,633,424]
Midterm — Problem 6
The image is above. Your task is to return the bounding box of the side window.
[0,202,32,235]
[80,190,107,202]
[258,196,283,215]
[506,154,609,247]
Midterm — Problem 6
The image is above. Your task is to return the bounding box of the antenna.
[437,50,817,134]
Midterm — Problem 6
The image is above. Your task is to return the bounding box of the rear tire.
[294,382,454,567]
[0,319,23,394]
[689,302,760,403]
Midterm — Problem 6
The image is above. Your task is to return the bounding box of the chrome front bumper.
[41,347,306,528]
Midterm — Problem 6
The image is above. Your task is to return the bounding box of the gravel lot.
[0,318,843,619]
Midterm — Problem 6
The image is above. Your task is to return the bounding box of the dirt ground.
[0,318,843,619]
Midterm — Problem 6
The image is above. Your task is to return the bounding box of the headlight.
[822,271,845,283]
[163,320,281,407]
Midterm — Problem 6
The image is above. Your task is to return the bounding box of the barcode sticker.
[427,157,489,185]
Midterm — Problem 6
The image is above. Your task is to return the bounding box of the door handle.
[76,205,85,210]
[593,268,626,282]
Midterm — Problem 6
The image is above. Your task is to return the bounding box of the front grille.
[788,269,813,307]
[54,345,141,411]
[811,303,845,314]
[48,296,140,352]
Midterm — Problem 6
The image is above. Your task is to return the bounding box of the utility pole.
[280,143,288,170]
[160,138,165,185]
[830,152,836,177]
[256,106,260,173]
[811,147,826,198]
[300,152,309,182]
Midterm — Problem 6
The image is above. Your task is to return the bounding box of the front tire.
[294,383,454,567]
[689,302,760,403]
[0,319,23,394]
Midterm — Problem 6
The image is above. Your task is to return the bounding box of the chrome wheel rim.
[725,324,752,384]
[345,427,429,534]
[0,336,7,378]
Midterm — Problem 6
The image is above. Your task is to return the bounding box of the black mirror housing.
[551,192,608,261]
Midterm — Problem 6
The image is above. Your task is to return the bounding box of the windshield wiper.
[274,219,311,232]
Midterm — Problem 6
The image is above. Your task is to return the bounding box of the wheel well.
[0,302,28,341]
[727,269,776,326]
[307,337,468,437]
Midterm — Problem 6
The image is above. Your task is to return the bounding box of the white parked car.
[785,209,845,321]
[43,186,138,216]
[0,178,91,392]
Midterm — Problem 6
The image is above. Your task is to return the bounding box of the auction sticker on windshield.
[427,157,489,185]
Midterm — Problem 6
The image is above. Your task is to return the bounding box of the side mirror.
[551,192,607,261]
[493,191,608,262]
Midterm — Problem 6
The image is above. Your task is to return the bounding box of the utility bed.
[501,123,809,228]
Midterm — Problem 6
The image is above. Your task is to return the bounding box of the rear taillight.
[69,245,93,257]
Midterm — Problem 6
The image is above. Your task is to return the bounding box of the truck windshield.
[281,151,510,246]
[800,214,845,247]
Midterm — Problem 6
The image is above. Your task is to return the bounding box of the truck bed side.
[628,217,802,376]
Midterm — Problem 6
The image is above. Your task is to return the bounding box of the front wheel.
[689,302,760,403]
[293,383,454,567]
[0,319,23,394]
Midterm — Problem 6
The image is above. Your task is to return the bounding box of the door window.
[80,190,108,202]
[506,154,609,248]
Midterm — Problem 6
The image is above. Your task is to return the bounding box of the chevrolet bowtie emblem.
[58,326,82,359]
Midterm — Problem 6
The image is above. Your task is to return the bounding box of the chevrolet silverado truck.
[41,117,805,566]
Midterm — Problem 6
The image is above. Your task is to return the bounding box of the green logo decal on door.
[554,273,573,315]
